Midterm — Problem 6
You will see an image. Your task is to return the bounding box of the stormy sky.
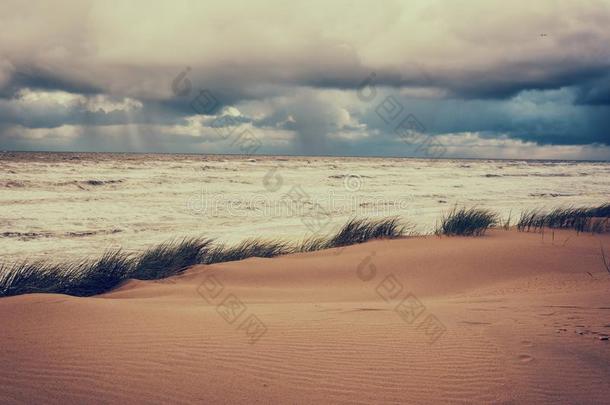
[1,0,609,159]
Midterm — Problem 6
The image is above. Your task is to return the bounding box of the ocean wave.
[0,229,123,241]
[328,174,373,179]
[0,231,54,240]
[1,180,29,188]
[52,179,125,189]
[528,192,574,198]
[483,173,584,178]
[83,179,124,186]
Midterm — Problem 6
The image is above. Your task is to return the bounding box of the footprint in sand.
[517,341,535,363]
[518,354,534,363]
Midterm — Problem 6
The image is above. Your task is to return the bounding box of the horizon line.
[1,149,609,163]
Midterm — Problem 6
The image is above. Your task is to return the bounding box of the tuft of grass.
[502,210,512,230]
[0,239,213,297]
[590,218,610,233]
[199,239,294,265]
[325,217,406,248]
[0,261,64,297]
[298,235,330,253]
[132,238,213,280]
[517,204,610,233]
[436,207,498,236]
[299,217,407,252]
[0,250,133,297]
[62,250,135,296]
[517,209,544,232]
[0,217,407,298]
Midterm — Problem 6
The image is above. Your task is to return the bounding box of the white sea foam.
[1,152,609,261]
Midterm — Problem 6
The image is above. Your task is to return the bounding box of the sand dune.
[1,229,610,404]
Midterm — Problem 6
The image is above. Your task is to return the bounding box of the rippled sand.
[1,229,609,403]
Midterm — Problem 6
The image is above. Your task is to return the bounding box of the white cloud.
[85,95,142,113]
[16,88,85,109]
[3,124,83,140]
[12,88,142,113]
[434,132,610,160]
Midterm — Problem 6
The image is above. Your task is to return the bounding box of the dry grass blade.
[601,244,610,274]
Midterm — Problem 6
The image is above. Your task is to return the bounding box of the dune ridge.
[1,229,610,403]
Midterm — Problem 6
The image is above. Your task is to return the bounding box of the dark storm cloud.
[1,67,102,99]
[575,74,610,106]
[1,0,609,158]
[439,62,610,101]
[358,87,609,147]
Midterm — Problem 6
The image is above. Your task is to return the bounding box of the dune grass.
[0,217,407,298]
[298,217,407,252]
[132,238,213,280]
[0,251,134,297]
[199,239,295,265]
[517,204,610,233]
[502,210,512,230]
[4,204,606,298]
[436,207,499,236]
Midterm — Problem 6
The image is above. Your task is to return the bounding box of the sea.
[1,152,609,262]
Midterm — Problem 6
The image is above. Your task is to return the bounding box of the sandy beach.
[1,228,609,404]
[3,1,610,403]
